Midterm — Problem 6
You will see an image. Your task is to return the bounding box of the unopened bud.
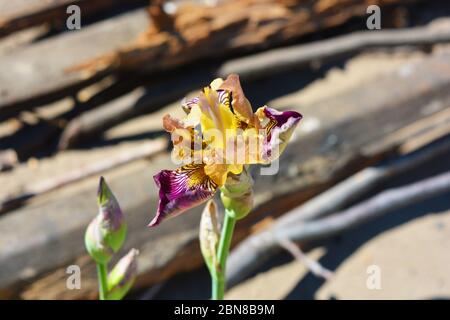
[106,248,139,300]
[199,200,221,274]
[84,177,127,263]
[220,167,253,220]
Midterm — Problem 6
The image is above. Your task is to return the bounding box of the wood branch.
[2,49,450,299]
[218,23,450,81]
[281,170,450,241]
[226,139,450,287]
[278,238,334,280]
[0,138,167,214]
[0,0,147,37]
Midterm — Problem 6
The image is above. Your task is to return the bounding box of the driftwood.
[0,138,167,214]
[226,137,450,286]
[1,49,450,299]
[0,0,147,38]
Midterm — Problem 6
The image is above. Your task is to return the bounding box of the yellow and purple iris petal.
[258,106,303,163]
[148,74,302,227]
[149,164,218,227]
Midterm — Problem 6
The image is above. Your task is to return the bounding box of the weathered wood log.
[0,0,418,121]
[1,49,450,299]
[0,8,149,121]
[0,0,147,38]
[77,0,420,75]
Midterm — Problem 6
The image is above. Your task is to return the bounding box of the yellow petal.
[210,78,224,90]
[204,163,229,186]
[228,164,243,175]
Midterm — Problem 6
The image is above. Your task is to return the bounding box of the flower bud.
[106,248,139,300]
[84,177,127,263]
[220,167,253,220]
[199,200,221,274]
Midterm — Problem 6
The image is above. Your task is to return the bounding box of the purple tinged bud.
[85,177,127,263]
[106,248,139,300]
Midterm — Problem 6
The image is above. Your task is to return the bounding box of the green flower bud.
[199,200,221,274]
[106,248,139,300]
[220,167,253,220]
[85,177,127,263]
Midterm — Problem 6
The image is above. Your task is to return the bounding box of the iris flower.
[148,74,302,227]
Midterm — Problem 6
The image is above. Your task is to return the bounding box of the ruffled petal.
[148,164,218,227]
[257,106,302,163]
[219,74,260,128]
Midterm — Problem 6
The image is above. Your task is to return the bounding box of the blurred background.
[1,0,450,300]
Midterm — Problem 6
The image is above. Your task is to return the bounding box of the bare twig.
[278,238,334,280]
[227,150,450,287]
[0,138,167,213]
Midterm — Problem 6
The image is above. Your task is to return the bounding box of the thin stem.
[211,274,224,300]
[212,210,236,300]
[96,262,108,300]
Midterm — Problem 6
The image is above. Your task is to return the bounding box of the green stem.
[212,210,236,300]
[96,262,108,300]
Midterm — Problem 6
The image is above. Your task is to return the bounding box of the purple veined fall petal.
[258,106,303,163]
[148,164,219,227]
